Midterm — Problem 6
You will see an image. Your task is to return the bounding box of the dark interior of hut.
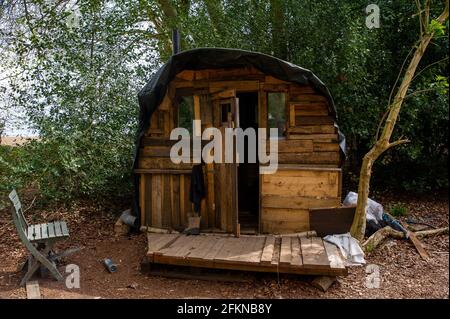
[236,92,259,233]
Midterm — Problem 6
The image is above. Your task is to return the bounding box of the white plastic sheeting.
[323,233,366,266]
[343,191,384,224]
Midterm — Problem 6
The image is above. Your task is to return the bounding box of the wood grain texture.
[146,234,345,276]
[309,206,356,237]
[300,237,330,268]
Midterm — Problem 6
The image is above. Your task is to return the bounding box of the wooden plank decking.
[146,233,347,276]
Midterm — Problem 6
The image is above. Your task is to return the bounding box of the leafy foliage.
[0,0,448,205]
[388,202,409,217]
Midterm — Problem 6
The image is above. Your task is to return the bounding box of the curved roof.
[137,48,338,140]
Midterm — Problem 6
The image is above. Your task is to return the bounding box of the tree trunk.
[351,2,449,242]
[269,0,287,60]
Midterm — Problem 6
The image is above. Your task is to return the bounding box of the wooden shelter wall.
[136,67,342,233]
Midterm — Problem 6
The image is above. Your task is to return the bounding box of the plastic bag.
[343,191,384,224]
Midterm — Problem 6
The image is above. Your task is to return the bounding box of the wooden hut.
[133,48,345,236]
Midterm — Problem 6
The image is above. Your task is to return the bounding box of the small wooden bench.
[9,189,71,286]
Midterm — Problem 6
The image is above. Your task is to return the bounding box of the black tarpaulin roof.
[132,48,345,220]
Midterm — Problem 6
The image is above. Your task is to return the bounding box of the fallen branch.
[362,226,449,252]
[362,226,404,252]
[414,227,448,239]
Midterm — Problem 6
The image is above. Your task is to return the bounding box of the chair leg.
[21,242,64,286]
[20,261,40,286]
[18,257,29,272]
[39,242,64,282]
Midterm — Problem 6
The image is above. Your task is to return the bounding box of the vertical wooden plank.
[289,103,296,127]
[40,223,48,239]
[338,169,343,201]
[152,174,162,228]
[260,236,275,264]
[47,222,55,238]
[180,174,186,227]
[26,281,41,299]
[200,165,208,228]
[213,100,221,128]
[163,111,170,136]
[202,95,213,126]
[280,236,292,264]
[33,224,42,240]
[184,174,192,220]
[168,99,173,132]
[300,237,330,268]
[219,164,227,231]
[53,221,62,237]
[140,174,146,226]
[162,175,171,228]
[290,236,303,266]
[271,237,281,265]
[259,87,267,129]
[172,175,180,228]
[323,241,345,270]
[144,174,152,227]
[207,163,215,228]
[193,95,201,137]
[226,164,233,233]
[214,162,222,229]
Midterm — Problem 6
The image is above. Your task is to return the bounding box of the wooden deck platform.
[145,233,347,276]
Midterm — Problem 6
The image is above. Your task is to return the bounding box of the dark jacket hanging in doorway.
[189,164,205,213]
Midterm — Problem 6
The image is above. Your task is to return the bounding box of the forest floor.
[0,190,448,299]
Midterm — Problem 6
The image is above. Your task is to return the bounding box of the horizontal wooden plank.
[138,157,194,170]
[262,172,339,198]
[141,138,213,147]
[261,208,309,222]
[290,94,328,103]
[287,125,336,134]
[294,105,329,116]
[289,85,316,94]
[275,164,341,172]
[288,134,338,141]
[141,146,171,157]
[267,139,313,153]
[296,116,335,126]
[277,152,340,165]
[134,169,192,174]
[261,208,309,234]
[209,80,259,91]
[261,220,309,234]
[262,195,340,209]
[313,142,340,152]
[265,75,289,84]
[142,138,177,147]
[262,168,340,179]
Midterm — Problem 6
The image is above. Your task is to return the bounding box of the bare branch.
[415,0,424,36]
[386,44,416,113]
[412,57,449,83]
[425,0,431,27]
[405,84,449,99]
[386,139,410,151]
[436,0,449,24]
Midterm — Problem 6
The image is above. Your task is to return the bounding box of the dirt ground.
[0,191,448,299]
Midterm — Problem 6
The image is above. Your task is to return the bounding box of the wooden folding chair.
[9,189,71,286]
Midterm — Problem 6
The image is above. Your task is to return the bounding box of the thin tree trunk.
[269,0,287,60]
[351,2,449,242]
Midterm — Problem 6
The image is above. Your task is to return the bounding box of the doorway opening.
[236,92,259,234]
